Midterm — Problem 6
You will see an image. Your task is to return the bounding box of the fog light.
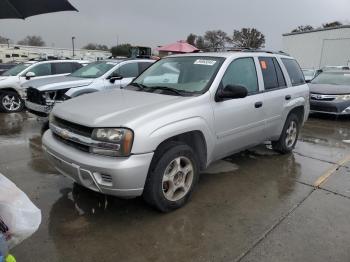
[342,106,350,113]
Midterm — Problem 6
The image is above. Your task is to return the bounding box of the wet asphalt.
[0,112,350,262]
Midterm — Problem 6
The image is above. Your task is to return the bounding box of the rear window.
[282,59,305,86]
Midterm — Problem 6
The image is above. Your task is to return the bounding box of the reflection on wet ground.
[0,112,350,262]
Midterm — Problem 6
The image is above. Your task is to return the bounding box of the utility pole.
[6,38,10,48]
[72,36,76,57]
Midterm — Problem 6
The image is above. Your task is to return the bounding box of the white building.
[282,25,350,69]
[0,43,111,63]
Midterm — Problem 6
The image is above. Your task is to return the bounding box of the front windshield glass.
[2,63,31,76]
[302,70,315,77]
[70,61,118,78]
[311,72,350,85]
[132,56,225,94]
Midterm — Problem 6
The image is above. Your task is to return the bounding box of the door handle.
[255,101,263,108]
[285,95,291,100]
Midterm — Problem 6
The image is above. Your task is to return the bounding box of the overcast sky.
[1,0,350,51]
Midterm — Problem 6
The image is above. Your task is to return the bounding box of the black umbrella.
[0,0,78,19]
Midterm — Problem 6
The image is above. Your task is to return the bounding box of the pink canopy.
[157,40,199,53]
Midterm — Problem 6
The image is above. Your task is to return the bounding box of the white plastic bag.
[0,174,41,249]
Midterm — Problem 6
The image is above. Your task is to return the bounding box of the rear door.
[257,57,288,139]
[212,57,266,159]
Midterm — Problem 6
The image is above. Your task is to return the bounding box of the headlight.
[91,128,134,157]
[336,95,350,101]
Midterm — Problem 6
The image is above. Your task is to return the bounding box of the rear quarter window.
[282,58,305,86]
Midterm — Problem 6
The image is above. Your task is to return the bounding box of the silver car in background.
[24,59,154,117]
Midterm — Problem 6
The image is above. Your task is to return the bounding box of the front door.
[212,57,266,159]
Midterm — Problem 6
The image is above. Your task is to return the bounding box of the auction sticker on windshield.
[194,59,217,66]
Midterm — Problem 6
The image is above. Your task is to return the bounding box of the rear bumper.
[310,100,350,115]
[42,130,154,198]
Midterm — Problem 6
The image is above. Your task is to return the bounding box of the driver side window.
[221,57,258,94]
[29,63,52,76]
[116,62,139,78]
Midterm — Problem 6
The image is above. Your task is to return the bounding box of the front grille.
[310,104,338,113]
[310,93,336,101]
[27,87,46,105]
[53,133,90,152]
[53,117,93,137]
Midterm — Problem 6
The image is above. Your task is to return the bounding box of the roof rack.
[227,48,290,56]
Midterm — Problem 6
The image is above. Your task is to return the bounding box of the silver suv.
[42,51,309,212]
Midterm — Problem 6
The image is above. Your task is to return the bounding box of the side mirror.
[215,84,248,102]
[108,75,123,83]
[306,79,311,83]
[25,71,36,80]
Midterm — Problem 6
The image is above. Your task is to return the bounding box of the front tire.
[0,91,24,113]
[272,114,300,154]
[143,142,199,212]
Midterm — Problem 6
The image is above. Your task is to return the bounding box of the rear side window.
[118,62,139,78]
[221,57,259,94]
[281,58,305,86]
[259,57,287,90]
[53,63,74,74]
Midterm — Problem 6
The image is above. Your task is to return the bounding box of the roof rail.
[226,48,291,56]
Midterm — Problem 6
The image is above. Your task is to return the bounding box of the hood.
[0,76,19,87]
[53,89,187,127]
[309,84,350,95]
[0,76,9,81]
[28,76,94,92]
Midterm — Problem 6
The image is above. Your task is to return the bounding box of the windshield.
[132,56,224,94]
[311,72,350,85]
[2,63,31,76]
[302,70,315,77]
[70,61,118,78]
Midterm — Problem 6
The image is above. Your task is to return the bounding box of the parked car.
[0,60,88,113]
[321,65,350,71]
[0,63,17,75]
[24,59,154,117]
[302,68,317,82]
[42,51,309,212]
[309,70,350,115]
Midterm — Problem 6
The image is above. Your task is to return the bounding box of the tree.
[323,21,343,28]
[204,30,230,51]
[110,44,132,57]
[291,25,314,33]
[186,33,197,46]
[17,35,45,46]
[195,36,208,50]
[83,43,109,51]
[0,36,8,44]
[231,28,265,49]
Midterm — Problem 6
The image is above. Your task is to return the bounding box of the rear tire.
[0,91,24,113]
[272,113,300,154]
[143,142,199,212]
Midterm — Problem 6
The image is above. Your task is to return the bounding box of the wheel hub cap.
[2,95,21,111]
[162,156,194,202]
[285,120,297,148]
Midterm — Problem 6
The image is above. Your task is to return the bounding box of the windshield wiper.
[129,82,148,90]
[146,86,184,96]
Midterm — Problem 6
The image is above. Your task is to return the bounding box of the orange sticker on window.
[260,60,267,70]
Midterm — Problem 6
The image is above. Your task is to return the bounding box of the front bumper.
[42,130,154,198]
[310,100,350,115]
[25,100,53,117]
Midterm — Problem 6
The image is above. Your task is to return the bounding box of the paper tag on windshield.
[194,59,217,66]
